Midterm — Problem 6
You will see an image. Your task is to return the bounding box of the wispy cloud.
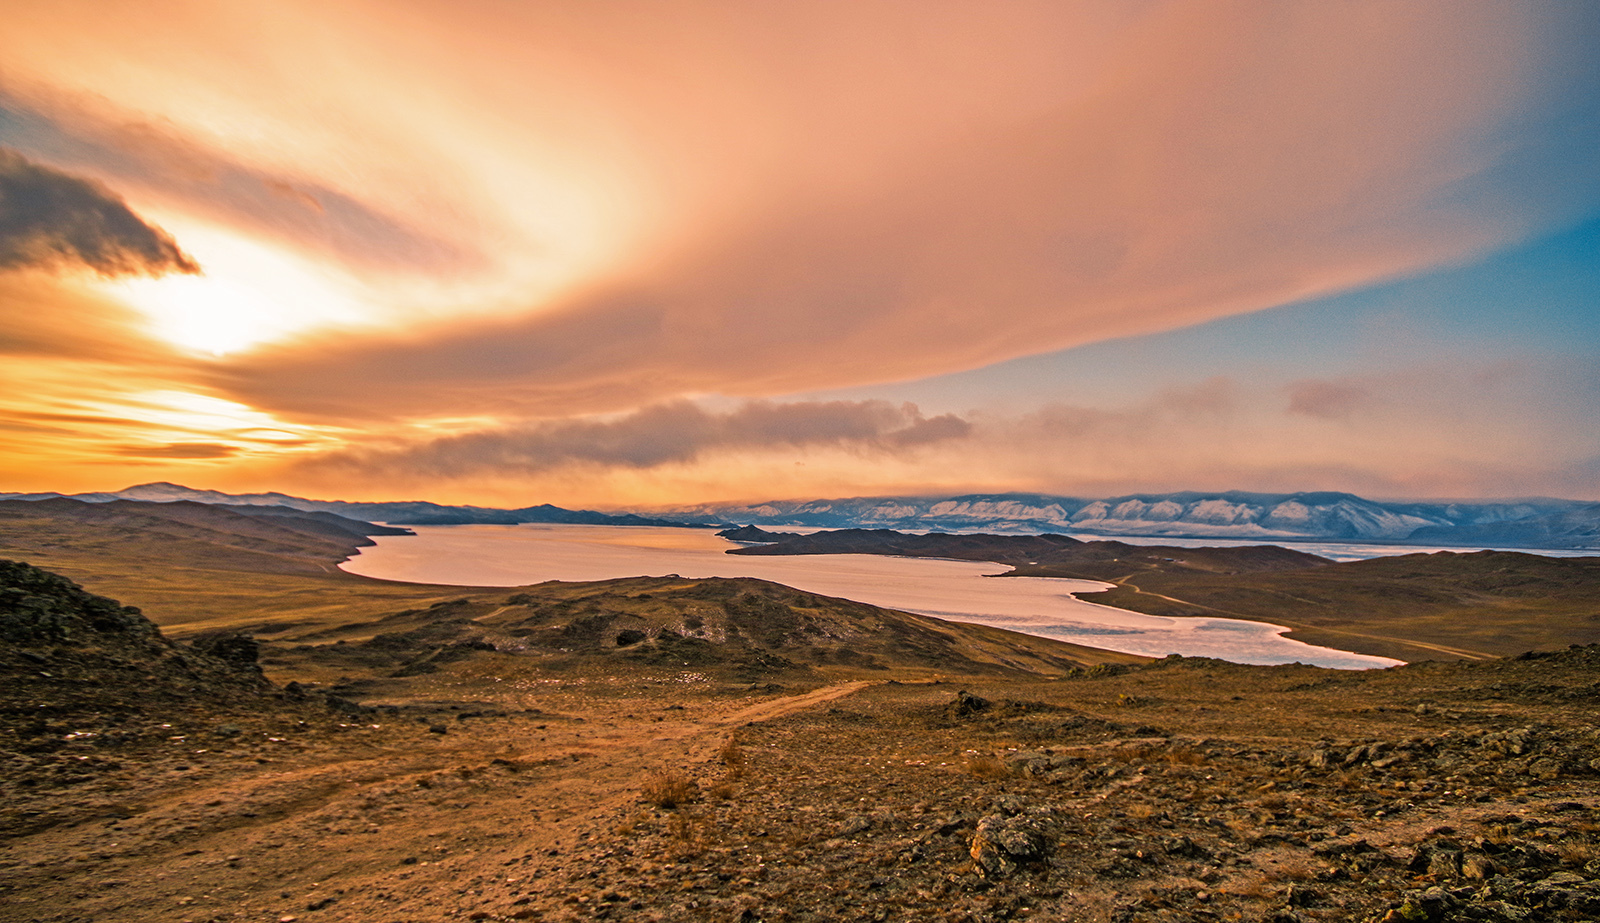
[1285,380,1371,420]
[305,400,970,478]
[0,88,477,277]
[0,3,1595,502]
[113,442,239,459]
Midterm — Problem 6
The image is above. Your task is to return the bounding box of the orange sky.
[2,1,1597,506]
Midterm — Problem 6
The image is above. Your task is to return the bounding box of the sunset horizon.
[3,2,1597,509]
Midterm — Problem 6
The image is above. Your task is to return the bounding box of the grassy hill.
[1056,550,1600,662]
[0,499,1141,684]
[733,528,1600,662]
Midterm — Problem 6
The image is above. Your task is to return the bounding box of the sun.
[106,225,366,356]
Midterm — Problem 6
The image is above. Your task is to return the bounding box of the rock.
[1380,886,1462,923]
[190,633,262,673]
[1460,855,1496,880]
[946,691,991,719]
[1527,758,1562,780]
[968,812,1052,878]
[0,560,156,644]
[1425,850,1459,880]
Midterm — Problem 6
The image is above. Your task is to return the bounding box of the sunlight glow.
[107,226,368,356]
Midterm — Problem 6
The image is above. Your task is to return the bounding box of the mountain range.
[2,483,1596,550]
[0,482,710,529]
[669,491,1600,550]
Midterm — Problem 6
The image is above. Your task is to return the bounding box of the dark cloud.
[0,90,478,276]
[1285,380,1370,419]
[0,147,198,276]
[309,399,971,477]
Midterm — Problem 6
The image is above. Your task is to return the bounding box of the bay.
[339,524,1400,669]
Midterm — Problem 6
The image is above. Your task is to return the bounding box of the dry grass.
[1258,860,1318,883]
[667,810,708,855]
[707,780,738,801]
[642,770,700,808]
[614,812,648,836]
[719,737,746,779]
[1163,746,1208,766]
[1255,793,1288,811]
[964,752,1011,780]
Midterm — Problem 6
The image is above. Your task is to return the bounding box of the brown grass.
[1163,746,1208,766]
[719,737,746,779]
[964,752,1011,780]
[642,770,699,808]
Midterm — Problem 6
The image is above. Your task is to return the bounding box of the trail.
[2,682,875,923]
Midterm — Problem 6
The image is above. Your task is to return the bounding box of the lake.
[338,524,1401,669]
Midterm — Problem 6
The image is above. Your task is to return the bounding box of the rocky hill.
[273,575,1142,696]
[4,564,1598,922]
[1,520,1598,921]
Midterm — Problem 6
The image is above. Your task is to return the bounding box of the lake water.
[339,524,1400,669]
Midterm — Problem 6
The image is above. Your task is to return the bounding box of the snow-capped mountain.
[3,483,1594,549]
[662,491,1600,549]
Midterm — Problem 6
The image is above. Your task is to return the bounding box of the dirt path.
[0,682,875,923]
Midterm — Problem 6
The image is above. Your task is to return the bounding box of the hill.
[4,558,1598,922]
[1064,549,1600,663]
[1,481,715,528]
[0,496,1138,680]
[728,528,1600,662]
[0,498,489,636]
[726,526,1331,575]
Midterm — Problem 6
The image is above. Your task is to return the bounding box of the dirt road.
[1,682,873,923]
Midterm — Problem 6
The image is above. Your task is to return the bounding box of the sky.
[0,0,1597,509]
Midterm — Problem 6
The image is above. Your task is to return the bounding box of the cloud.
[168,1,1600,425]
[113,442,239,459]
[0,147,197,276]
[0,88,478,277]
[305,399,970,478]
[0,2,1596,504]
[1285,380,1371,419]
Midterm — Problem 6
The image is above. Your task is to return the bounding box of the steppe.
[2,500,1598,923]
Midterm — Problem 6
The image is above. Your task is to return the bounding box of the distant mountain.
[0,482,715,529]
[667,491,1600,550]
[3,483,1594,550]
